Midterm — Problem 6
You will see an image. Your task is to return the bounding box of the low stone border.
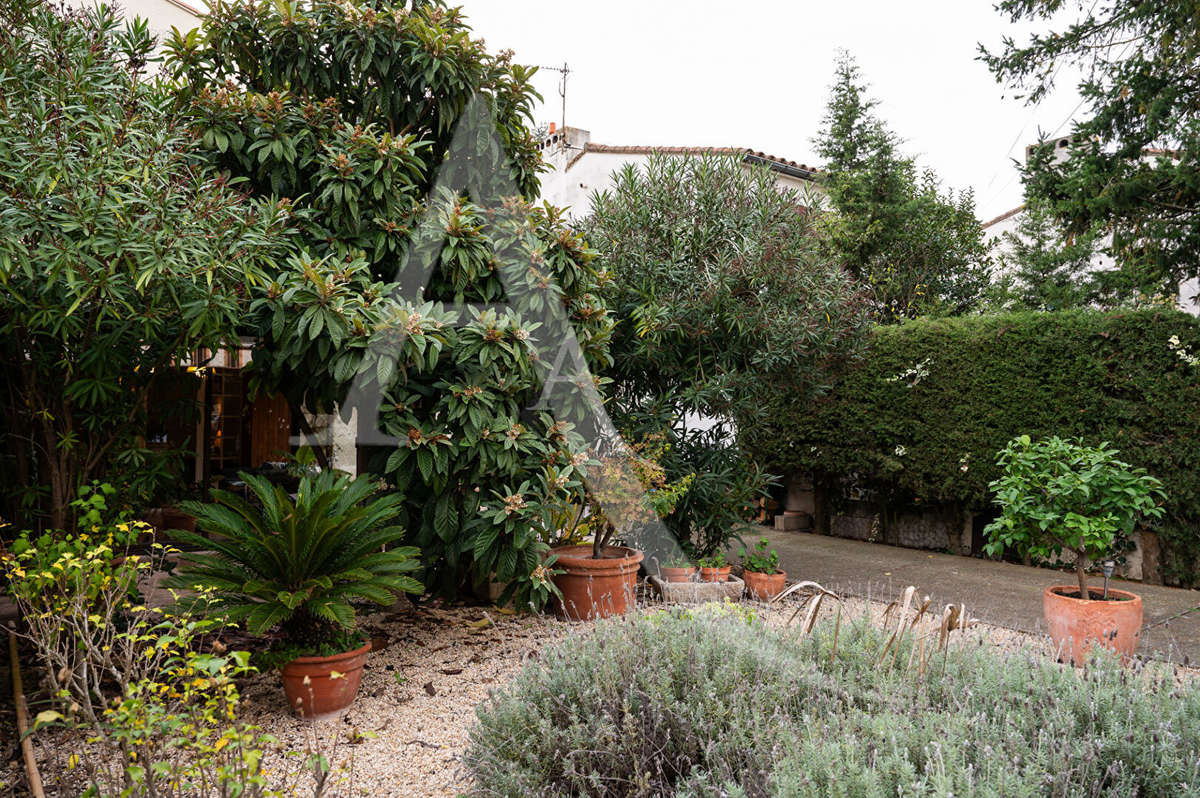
[647,574,744,604]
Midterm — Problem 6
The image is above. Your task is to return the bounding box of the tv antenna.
[540,61,569,147]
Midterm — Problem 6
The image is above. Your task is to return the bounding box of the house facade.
[536,125,823,221]
[983,137,1200,314]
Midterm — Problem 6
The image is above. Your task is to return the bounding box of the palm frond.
[169,471,423,644]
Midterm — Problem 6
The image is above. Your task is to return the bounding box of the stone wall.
[781,471,1162,583]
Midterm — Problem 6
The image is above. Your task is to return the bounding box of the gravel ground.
[239,588,1051,798]
[8,584,1189,797]
[238,600,573,798]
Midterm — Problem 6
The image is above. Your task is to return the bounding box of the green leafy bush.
[166,471,421,652]
[2,484,169,724]
[38,617,283,798]
[743,309,1200,584]
[740,538,780,575]
[467,610,1200,797]
[580,154,867,557]
[0,0,288,530]
[984,436,1165,597]
[168,1,615,604]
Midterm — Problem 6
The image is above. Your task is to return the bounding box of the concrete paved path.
[754,528,1200,662]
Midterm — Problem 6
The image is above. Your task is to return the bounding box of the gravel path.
[13,586,1188,797]
[239,590,1049,797]
[238,601,573,797]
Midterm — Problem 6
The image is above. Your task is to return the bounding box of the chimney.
[549,122,556,134]
[1025,137,1073,165]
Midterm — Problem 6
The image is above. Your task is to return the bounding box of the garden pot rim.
[1044,584,1141,604]
[743,568,787,577]
[551,544,644,569]
[281,640,372,667]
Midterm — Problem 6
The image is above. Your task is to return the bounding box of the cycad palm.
[166,471,421,645]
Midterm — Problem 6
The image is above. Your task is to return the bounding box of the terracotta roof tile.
[566,143,821,179]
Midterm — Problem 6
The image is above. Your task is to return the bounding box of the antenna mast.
[540,61,569,148]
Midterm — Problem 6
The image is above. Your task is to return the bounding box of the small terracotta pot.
[1043,585,1143,666]
[550,545,644,621]
[699,565,732,583]
[743,569,787,601]
[660,566,697,583]
[280,642,371,718]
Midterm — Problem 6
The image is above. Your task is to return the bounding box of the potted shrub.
[549,435,691,620]
[984,436,1164,665]
[698,551,731,583]
[166,471,422,716]
[659,554,698,583]
[741,538,786,600]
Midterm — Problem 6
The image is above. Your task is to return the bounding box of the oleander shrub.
[467,610,1200,797]
[740,309,1200,584]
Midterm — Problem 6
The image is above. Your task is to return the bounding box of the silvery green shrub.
[468,610,1200,797]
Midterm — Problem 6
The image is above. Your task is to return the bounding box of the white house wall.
[540,151,823,221]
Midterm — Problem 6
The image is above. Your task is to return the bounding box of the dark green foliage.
[168,0,544,224]
[168,0,614,605]
[467,610,1200,797]
[815,53,992,322]
[657,426,775,559]
[580,154,866,557]
[166,471,421,648]
[982,0,1200,296]
[0,0,287,530]
[741,310,1200,583]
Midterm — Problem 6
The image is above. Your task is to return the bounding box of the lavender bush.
[467,609,1200,797]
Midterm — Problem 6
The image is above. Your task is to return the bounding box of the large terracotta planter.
[743,569,787,601]
[699,565,731,583]
[1043,585,1142,666]
[660,566,697,583]
[280,641,371,718]
[551,545,643,621]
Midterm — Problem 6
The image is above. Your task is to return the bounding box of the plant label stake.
[1102,560,1115,600]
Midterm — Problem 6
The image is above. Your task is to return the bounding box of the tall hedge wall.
[742,310,1200,584]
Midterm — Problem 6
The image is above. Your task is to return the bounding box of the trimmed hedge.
[741,309,1200,583]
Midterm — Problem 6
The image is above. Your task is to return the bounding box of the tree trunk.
[1075,556,1090,599]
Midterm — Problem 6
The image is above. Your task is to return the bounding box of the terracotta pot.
[743,569,787,601]
[144,507,196,537]
[280,641,371,718]
[659,566,697,583]
[1043,585,1142,666]
[699,565,732,583]
[550,545,644,621]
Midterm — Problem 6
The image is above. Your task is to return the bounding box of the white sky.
[459,0,1087,221]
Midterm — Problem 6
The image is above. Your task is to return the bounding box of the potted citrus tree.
[983,435,1164,665]
[166,471,422,716]
[741,538,786,600]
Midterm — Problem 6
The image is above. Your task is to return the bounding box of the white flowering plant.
[1168,334,1199,366]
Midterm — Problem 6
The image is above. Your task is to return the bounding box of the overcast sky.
[458,0,1086,221]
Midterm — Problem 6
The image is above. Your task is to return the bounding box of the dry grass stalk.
[776,582,980,677]
[774,581,843,634]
